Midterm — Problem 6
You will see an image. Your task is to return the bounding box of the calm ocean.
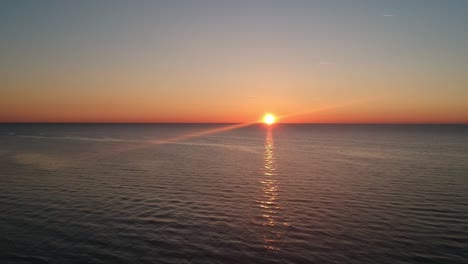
[1,124,467,264]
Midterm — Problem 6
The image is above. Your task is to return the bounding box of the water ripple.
[1,124,467,263]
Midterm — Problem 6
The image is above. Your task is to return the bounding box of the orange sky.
[1,1,468,123]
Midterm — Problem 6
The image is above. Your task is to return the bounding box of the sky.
[1,0,467,123]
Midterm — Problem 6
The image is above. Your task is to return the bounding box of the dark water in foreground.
[1,124,467,264]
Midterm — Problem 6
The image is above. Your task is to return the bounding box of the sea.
[1,124,467,264]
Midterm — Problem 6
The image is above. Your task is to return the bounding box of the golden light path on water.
[258,128,286,251]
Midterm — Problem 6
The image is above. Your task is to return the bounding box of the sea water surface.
[1,124,467,264]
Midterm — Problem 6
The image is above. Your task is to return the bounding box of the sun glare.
[263,113,276,125]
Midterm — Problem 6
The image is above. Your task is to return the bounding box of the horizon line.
[1,122,468,125]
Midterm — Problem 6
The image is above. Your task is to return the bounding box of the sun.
[263,113,276,125]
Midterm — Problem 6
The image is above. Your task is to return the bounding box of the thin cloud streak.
[277,96,380,123]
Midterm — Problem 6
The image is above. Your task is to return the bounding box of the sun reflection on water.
[258,128,285,251]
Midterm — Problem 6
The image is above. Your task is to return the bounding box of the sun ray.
[70,96,378,163]
[77,122,258,162]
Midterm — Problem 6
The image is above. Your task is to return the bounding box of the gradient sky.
[1,0,467,123]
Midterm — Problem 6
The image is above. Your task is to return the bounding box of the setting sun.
[263,113,276,125]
